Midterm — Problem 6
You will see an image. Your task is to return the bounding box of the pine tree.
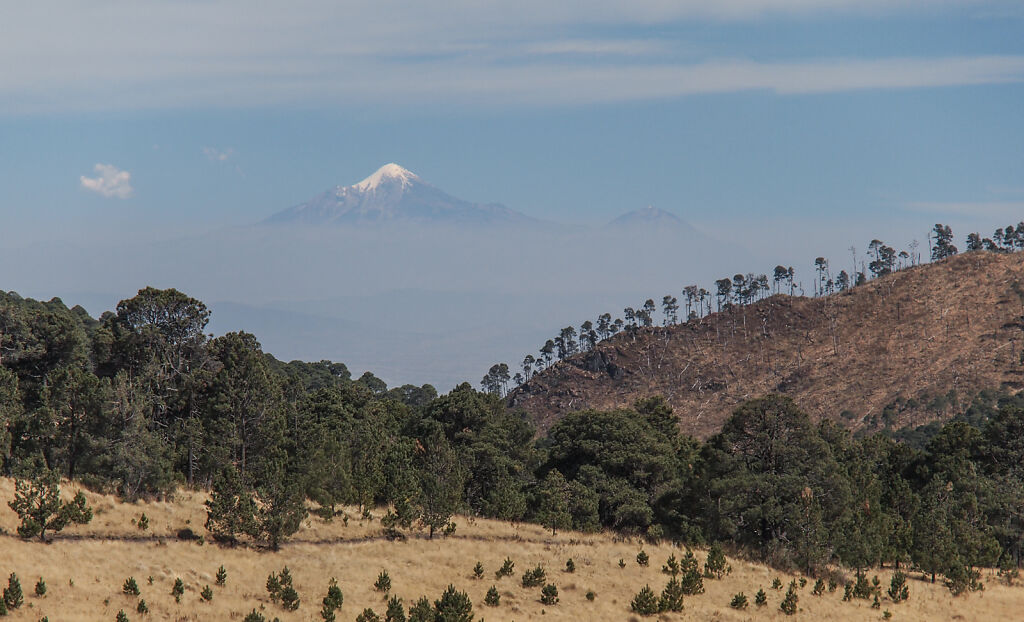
[200,585,213,602]
[322,578,343,613]
[171,578,184,603]
[772,577,783,590]
[375,570,392,592]
[662,554,680,576]
[755,588,767,607]
[484,586,500,607]
[5,573,24,609]
[678,550,704,595]
[136,599,148,615]
[7,472,92,541]
[730,592,748,609]
[473,562,484,579]
[215,566,227,586]
[280,584,300,611]
[540,584,559,605]
[521,566,546,588]
[704,542,728,578]
[123,577,140,596]
[385,596,406,622]
[631,585,659,615]
[636,550,650,567]
[266,573,282,602]
[495,558,514,579]
[888,570,909,602]
[243,610,266,622]
[433,585,473,622]
[658,577,684,613]
[565,559,575,573]
[408,596,433,622]
[356,609,381,622]
[812,578,825,595]
[116,610,130,622]
[780,582,798,615]
[34,578,46,597]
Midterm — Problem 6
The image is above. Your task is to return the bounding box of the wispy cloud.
[202,146,235,163]
[79,164,133,199]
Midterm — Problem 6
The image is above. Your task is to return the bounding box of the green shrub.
[495,558,514,579]
[137,514,149,531]
[200,585,213,602]
[799,577,807,588]
[812,578,825,595]
[4,573,24,609]
[585,590,596,601]
[662,554,680,576]
[772,577,783,590]
[123,577,140,596]
[267,573,282,602]
[730,592,748,609]
[322,577,343,614]
[843,582,853,601]
[385,595,406,622]
[618,559,626,569]
[540,583,558,605]
[755,588,767,607]
[678,551,704,596]
[521,566,546,588]
[136,599,148,614]
[34,578,46,597]
[630,585,659,616]
[408,596,432,622]
[243,610,266,622]
[115,610,129,622]
[636,550,649,567]
[484,586,500,607]
[216,565,227,586]
[780,581,798,615]
[281,584,300,611]
[828,579,837,592]
[565,558,575,573]
[375,570,392,593]
[853,572,872,599]
[473,562,484,579]
[0,598,6,616]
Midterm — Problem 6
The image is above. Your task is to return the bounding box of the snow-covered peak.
[353,163,419,192]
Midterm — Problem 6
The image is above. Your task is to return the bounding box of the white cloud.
[79,163,133,199]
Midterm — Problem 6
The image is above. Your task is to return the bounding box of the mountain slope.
[509,251,1024,438]
[264,163,538,227]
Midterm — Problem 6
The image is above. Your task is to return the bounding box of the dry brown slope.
[1,479,1022,622]
[509,251,1024,438]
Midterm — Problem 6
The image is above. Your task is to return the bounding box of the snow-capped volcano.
[264,163,536,227]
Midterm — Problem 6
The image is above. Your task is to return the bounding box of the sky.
[1,1,1023,386]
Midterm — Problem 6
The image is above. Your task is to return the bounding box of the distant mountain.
[264,163,539,227]
[606,206,700,234]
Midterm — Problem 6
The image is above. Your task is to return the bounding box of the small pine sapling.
[888,570,909,603]
[812,578,825,595]
[434,585,472,621]
[843,582,853,601]
[279,567,294,589]
[200,585,213,602]
[375,570,391,593]
[484,586,500,607]
[772,577,783,590]
[618,559,626,569]
[321,602,337,622]
[267,572,282,602]
[828,579,837,592]
[5,573,25,609]
[356,608,381,622]
[136,599,148,614]
[216,565,227,586]
[585,590,596,601]
[123,577,140,596]
[171,578,184,603]
[662,554,680,576]
[630,585,659,615]
[565,558,575,573]
[730,592,748,609]
[280,584,300,611]
[495,558,514,579]
[0,598,6,616]
[678,550,704,596]
[34,578,46,597]
[137,513,149,531]
[872,593,881,609]
[407,596,432,622]
[540,583,559,605]
[244,609,266,622]
[116,610,130,622]
[704,542,729,579]
[323,577,343,613]
[780,582,798,615]
[659,577,684,613]
[521,566,546,588]
[755,589,767,607]
[385,595,405,622]
[473,562,484,579]
[636,550,650,567]
[799,577,807,588]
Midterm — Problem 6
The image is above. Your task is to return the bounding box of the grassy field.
[0,478,1020,621]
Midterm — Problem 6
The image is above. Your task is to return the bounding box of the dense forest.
[2,221,1024,594]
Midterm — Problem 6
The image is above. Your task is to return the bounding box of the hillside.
[1,479,1021,622]
[509,251,1024,438]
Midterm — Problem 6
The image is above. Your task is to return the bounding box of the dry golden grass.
[1,478,1022,621]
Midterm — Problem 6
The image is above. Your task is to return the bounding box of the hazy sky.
[2,1,1023,386]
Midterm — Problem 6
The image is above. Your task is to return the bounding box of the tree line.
[483,220,1024,396]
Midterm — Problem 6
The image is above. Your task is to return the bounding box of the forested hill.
[509,251,1024,438]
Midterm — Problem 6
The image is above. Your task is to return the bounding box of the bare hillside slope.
[510,252,1024,438]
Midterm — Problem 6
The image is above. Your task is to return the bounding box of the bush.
[888,570,909,602]
[321,602,337,622]
[618,559,626,568]
[585,590,596,601]
[780,581,798,615]
[8,472,93,541]
[356,608,381,622]
[662,554,680,576]
[123,577,140,596]
[772,577,783,590]
[136,599,148,614]
[755,588,767,607]
[521,566,546,588]
[540,583,559,605]
[386,595,406,622]
[4,572,24,610]
[116,610,129,622]
[678,551,704,596]
[659,577,684,613]
[636,550,650,567]
[704,542,729,579]
[812,578,825,595]
[495,558,514,579]
[34,578,46,597]
[216,565,227,586]
[244,610,266,622]
[945,565,983,596]
[853,572,872,599]
[171,578,184,603]
[323,578,343,614]
[730,592,748,609]
[631,585,659,616]
[828,579,837,592]
[473,562,484,579]
[201,585,213,602]
[408,596,432,622]
[267,573,282,602]
[434,584,473,622]
[565,558,575,573]
[281,584,300,611]
[484,585,500,607]
[375,570,392,593]
[137,514,149,531]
